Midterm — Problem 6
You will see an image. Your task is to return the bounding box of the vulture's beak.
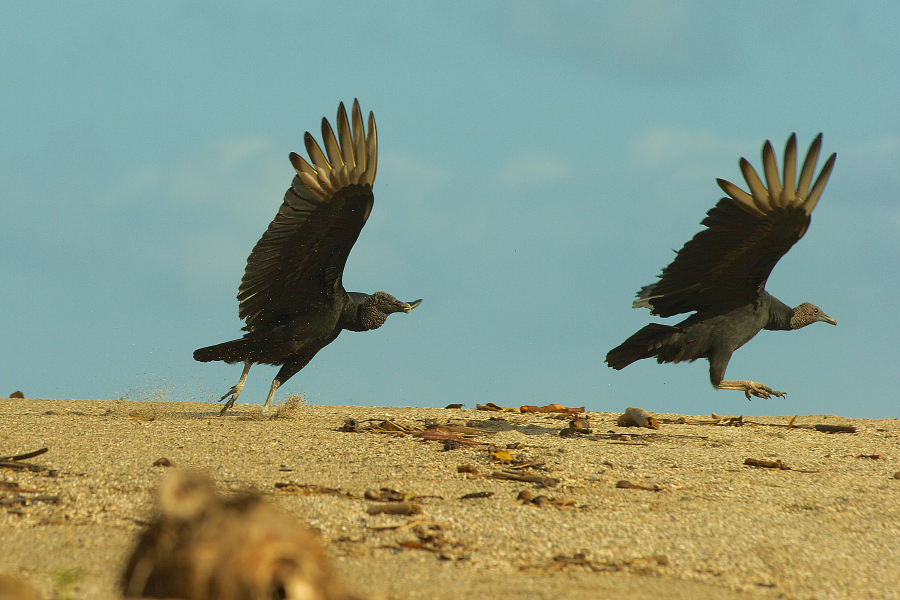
[821,313,837,326]
[403,299,423,313]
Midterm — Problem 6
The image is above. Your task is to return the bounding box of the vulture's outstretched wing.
[635,133,836,318]
[237,100,377,330]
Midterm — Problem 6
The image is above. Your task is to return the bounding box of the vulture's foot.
[717,380,786,400]
[218,388,241,416]
[217,360,252,416]
[219,384,243,403]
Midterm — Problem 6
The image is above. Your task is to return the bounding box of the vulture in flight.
[194,100,421,415]
[606,134,837,399]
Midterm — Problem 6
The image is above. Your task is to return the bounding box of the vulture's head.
[790,302,837,329]
[361,292,422,330]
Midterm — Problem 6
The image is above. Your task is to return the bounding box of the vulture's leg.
[218,359,252,416]
[708,352,785,400]
[260,378,282,416]
[716,380,786,400]
[261,354,315,415]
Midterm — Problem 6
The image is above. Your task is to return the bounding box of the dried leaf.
[421,428,486,446]
[520,404,584,414]
[476,402,517,412]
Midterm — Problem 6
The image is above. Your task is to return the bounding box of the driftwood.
[491,471,558,487]
[0,447,54,474]
[815,424,857,434]
[366,502,422,516]
[615,480,661,492]
[744,458,790,470]
[0,447,48,461]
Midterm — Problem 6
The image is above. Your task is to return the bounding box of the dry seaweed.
[615,480,661,491]
[491,471,558,487]
[744,458,790,470]
[520,404,584,414]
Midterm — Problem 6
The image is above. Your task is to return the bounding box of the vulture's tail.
[606,324,685,369]
[193,339,250,364]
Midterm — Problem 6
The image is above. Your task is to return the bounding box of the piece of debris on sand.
[520,403,585,414]
[0,573,40,600]
[744,458,790,470]
[616,407,660,429]
[560,415,592,436]
[122,470,358,600]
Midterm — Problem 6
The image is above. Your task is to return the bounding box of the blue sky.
[3,2,898,418]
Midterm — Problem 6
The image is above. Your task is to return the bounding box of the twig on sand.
[744,458,790,470]
[615,480,661,492]
[815,424,857,434]
[0,447,48,462]
[0,494,60,506]
[491,471,558,487]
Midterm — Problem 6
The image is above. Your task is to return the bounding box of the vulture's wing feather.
[236,100,377,330]
[635,134,836,318]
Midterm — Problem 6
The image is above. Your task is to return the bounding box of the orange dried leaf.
[520,404,585,414]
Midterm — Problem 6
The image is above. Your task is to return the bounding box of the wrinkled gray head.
[790,302,837,329]
[361,291,422,330]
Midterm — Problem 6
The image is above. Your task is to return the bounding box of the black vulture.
[606,134,837,399]
[194,100,421,415]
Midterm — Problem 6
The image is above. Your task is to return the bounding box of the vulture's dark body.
[194,101,419,414]
[606,134,837,399]
[609,291,794,386]
[194,298,349,367]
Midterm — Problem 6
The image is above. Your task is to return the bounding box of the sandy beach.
[1,398,899,599]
